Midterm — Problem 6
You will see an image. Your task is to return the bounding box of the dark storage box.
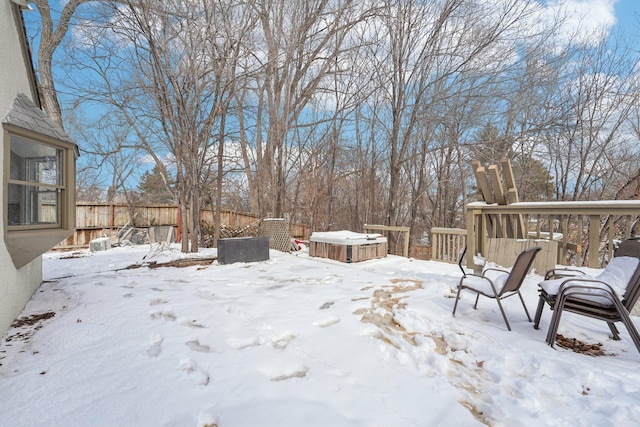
[217,237,270,265]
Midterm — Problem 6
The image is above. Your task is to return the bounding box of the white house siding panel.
[0,3,33,114]
[0,257,42,334]
[0,2,46,336]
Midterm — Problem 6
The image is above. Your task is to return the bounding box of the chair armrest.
[557,278,620,300]
[482,267,508,278]
[459,273,501,296]
[462,273,492,282]
[555,279,624,308]
[544,268,585,280]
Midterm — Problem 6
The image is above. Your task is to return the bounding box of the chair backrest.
[458,246,467,278]
[613,238,640,309]
[501,246,542,294]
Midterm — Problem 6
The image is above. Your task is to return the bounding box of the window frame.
[8,135,65,229]
[3,124,76,234]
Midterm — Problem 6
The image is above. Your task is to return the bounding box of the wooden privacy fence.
[56,202,308,249]
[73,203,262,229]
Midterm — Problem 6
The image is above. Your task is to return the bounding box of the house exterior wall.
[0,2,46,335]
[0,3,36,108]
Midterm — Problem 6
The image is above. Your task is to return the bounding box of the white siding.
[0,3,33,114]
[0,2,45,336]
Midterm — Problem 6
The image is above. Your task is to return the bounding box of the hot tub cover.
[310,230,387,245]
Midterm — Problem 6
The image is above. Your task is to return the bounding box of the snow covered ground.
[1,244,639,426]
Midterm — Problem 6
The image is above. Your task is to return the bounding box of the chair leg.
[452,287,462,316]
[494,298,512,331]
[607,322,621,340]
[473,293,480,309]
[618,313,640,354]
[517,291,532,322]
[533,296,546,330]
[606,298,640,354]
[546,301,565,347]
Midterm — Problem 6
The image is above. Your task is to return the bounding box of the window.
[2,95,78,269]
[8,135,64,227]
[8,135,66,228]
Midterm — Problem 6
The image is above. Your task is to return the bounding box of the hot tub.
[309,230,387,263]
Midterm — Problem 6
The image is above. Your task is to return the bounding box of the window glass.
[10,136,62,185]
[8,184,59,226]
[8,135,63,227]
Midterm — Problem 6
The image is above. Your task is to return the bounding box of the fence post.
[177,207,182,242]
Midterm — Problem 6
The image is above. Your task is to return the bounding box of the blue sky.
[21,0,640,192]
[614,0,640,35]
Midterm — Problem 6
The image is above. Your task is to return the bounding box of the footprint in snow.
[312,317,340,328]
[186,339,212,353]
[261,364,309,381]
[271,332,297,350]
[179,357,210,386]
[150,310,176,321]
[196,288,216,300]
[178,317,207,328]
[147,334,163,357]
[227,337,263,350]
[319,301,334,310]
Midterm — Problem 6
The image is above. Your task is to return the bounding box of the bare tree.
[31,0,91,127]
[30,0,640,255]
[356,0,545,248]
[68,0,252,252]
[243,0,373,218]
[547,34,640,201]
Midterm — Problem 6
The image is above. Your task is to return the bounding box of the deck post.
[588,215,600,267]
[466,207,479,272]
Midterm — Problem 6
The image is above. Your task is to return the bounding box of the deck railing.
[463,200,640,268]
[431,227,467,264]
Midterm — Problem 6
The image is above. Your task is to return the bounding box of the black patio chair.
[452,246,542,331]
[534,237,640,353]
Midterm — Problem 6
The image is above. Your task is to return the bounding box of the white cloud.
[543,0,618,44]
[565,0,617,29]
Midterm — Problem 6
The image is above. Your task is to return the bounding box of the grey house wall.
[0,2,53,336]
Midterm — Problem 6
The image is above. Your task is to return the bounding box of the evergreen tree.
[471,123,554,202]
[138,165,176,204]
[471,123,512,167]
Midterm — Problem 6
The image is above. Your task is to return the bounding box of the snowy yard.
[0,245,639,426]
